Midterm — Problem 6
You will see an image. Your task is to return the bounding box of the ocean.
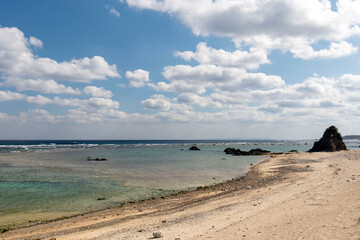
[0,139,356,227]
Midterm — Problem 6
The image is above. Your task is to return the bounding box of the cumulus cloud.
[175,42,270,69]
[176,93,223,108]
[291,41,358,59]
[19,109,60,123]
[338,74,360,90]
[29,36,43,48]
[151,64,284,94]
[24,95,124,123]
[126,69,150,87]
[26,96,120,109]
[125,0,360,59]
[5,72,360,137]
[0,27,120,95]
[6,77,81,95]
[0,90,25,102]
[26,95,54,105]
[141,94,171,110]
[83,86,113,98]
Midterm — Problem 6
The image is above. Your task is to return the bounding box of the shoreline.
[1,153,268,231]
[2,150,360,239]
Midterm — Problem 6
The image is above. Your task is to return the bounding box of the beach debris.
[189,146,200,151]
[153,231,163,238]
[308,125,347,152]
[138,229,145,232]
[162,220,167,223]
[289,150,299,153]
[224,148,270,156]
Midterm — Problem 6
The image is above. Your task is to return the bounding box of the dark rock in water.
[224,147,271,156]
[289,150,299,153]
[224,148,236,154]
[309,126,347,152]
[247,148,271,155]
[97,197,106,200]
[87,157,107,161]
[189,146,200,151]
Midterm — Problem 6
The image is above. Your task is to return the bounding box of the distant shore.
[3,150,360,239]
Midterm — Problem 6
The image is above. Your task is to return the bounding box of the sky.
[0,0,360,140]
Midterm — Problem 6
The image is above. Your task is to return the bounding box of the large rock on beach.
[309,126,347,152]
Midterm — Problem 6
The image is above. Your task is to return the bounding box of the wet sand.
[2,150,360,240]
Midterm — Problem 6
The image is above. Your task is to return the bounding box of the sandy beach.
[2,150,360,240]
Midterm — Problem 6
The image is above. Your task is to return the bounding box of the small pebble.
[246,185,252,189]
[153,231,163,238]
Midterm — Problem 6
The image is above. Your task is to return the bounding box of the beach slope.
[3,151,360,240]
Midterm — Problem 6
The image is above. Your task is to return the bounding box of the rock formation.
[189,146,200,151]
[308,125,347,152]
[224,147,271,156]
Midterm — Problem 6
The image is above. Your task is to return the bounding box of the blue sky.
[0,0,360,139]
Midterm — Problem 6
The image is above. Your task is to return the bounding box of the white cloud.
[176,93,223,108]
[85,97,120,110]
[149,80,207,94]
[126,69,150,87]
[175,42,270,69]
[26,95,53,105]
[26,95,120,109]
[19,109,60,123]
[83,86,113,98]
[338,74,360,90]
[6,77,81,95]
[0,112,13,122]
[4,72,360,139]
[155,64,284,94]
[291,41,358,59]
[29,36,43,48]
[106,5,121,18]
[142,94,171,110]
[0,90,25,102]
[126,0,360,59]
[0,27,120,91]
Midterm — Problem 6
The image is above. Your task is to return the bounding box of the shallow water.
[0,141,315,226]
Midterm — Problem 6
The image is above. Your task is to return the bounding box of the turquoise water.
[0,142,312,226]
